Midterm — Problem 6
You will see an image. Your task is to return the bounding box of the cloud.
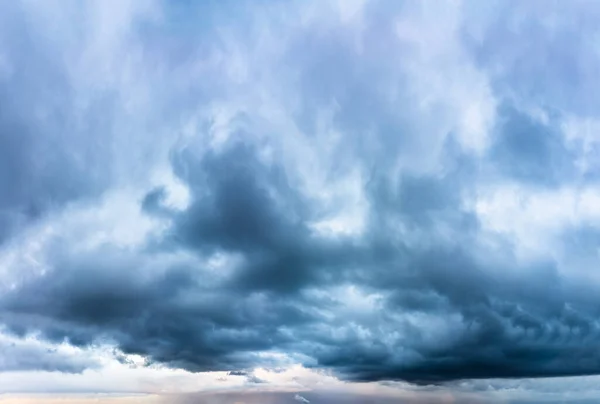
[227,371,249,377]
[1,0,600,399]
[294,394,310,403]
[0,0,163,245]
[0,332,99,373]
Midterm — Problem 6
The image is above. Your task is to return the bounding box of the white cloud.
[294,393,310,403]
[474,184,600,259]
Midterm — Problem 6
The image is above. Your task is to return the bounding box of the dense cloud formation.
[2,0,600,388]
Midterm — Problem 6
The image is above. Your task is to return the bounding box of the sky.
[1,0,600,402]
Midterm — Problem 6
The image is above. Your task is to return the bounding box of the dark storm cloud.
[0,142,361,372]
[0,242,316,372]
[5,134,600,385]
[302,164,600,383]
[166,144,361,294]
[3,0,600,392]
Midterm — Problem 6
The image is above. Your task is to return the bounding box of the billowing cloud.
[1,0,600,401]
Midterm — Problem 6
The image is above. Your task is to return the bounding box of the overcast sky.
[2,0,600,403]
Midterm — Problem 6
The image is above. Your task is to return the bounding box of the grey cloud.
[0,143,353,372]
[6,136,600,384]
[487,104,579,187]
[0,335,99,373]
[166,144,360,294]
[225,370,269,384]
[462,0,600,118]
[246,374,267,384]
[227,370,248,377]
[0,0,169,244]
[0,8,105,243]
[2,0,600,393]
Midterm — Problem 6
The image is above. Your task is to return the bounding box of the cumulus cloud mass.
[2,0,600,402]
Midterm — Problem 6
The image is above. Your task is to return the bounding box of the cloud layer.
[2,0,600,395]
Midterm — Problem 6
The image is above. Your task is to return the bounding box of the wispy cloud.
[294,394,310,403]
